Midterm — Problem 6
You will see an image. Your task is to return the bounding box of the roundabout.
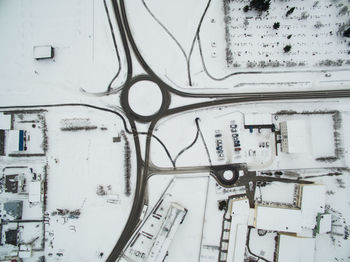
[121,75,170,122]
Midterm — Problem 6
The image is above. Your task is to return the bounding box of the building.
[277,234,315,262]
[0,113,11,130]
[255,205,302,233]
[5,174,20,193]
[29,181,42,203]
[299,184,326,231]
[0,113,11,156]
[280,120,310,153]
[244,113,275,132]
[6,130,25,153]
[33,45,54,60]
[0,130,4,156]
[4,229,18,246]
[147,203,187,262]
[255,184,328,236]
[226,198,250,262]
[316,213,332,234]
[3,201,23,220]
[121,190,187,262]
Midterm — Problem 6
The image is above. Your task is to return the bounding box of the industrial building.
[244,113,275,132]
[0,113,27,155]
[120,192,187,262]
[0,166,45,261]
[225,198,250,262]
[33,45,54,60]
[277,234,316,262]
[255,184,328,235]
[147,203,187,262]
[220,184,331,261]
[280,120,310,153]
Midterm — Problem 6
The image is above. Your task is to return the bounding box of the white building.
[6,130,24,152]
[255,184,329,237]
[244,113,272,127]
[33,45,54,60]
[121,194,187,262]
[280,120,311,153]
[277,234,315,262]
[147,203,187,262]
[316,213,332,234]
[255,205,302,234]
[0,113,11,130]
[225,198,250,262]
[29,181,42,203]
[299,184,326,230]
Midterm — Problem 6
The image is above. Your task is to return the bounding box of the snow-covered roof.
[147,202,186,262]
[285,120,311,153]
[0,113,11,130]
[18,250,31,258]
[317,213,332,234]
[255,206,302,233]
[300,184,326,229]
[7,130,20,152]
[33,45,53,59]
[278,234,315,262]
[244,113,272,126]
[29,181,41,203]
[226,198,250,262]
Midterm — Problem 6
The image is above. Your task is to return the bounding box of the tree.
[218,200,227,211]
[344,27,350,38]
[284,45,292,53]
[273,22,280,29]
[249,0,271,12]
[286,7,295,17]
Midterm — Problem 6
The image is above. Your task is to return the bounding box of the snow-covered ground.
[43,106,136,262]
[0,0,126,103]
[124,0,350,93]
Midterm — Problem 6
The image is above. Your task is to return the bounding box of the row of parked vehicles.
[230,121,241,152]
[214,120,242,161]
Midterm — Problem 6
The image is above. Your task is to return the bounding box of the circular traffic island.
[210,166,240,187]
[121,76,170,122]
[128,80,163,117]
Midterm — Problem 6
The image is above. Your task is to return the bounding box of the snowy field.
[0,0,126,97]
[44,106,136,262]
[309,173,350,261]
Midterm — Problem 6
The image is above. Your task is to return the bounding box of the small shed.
[33,45,54,60]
